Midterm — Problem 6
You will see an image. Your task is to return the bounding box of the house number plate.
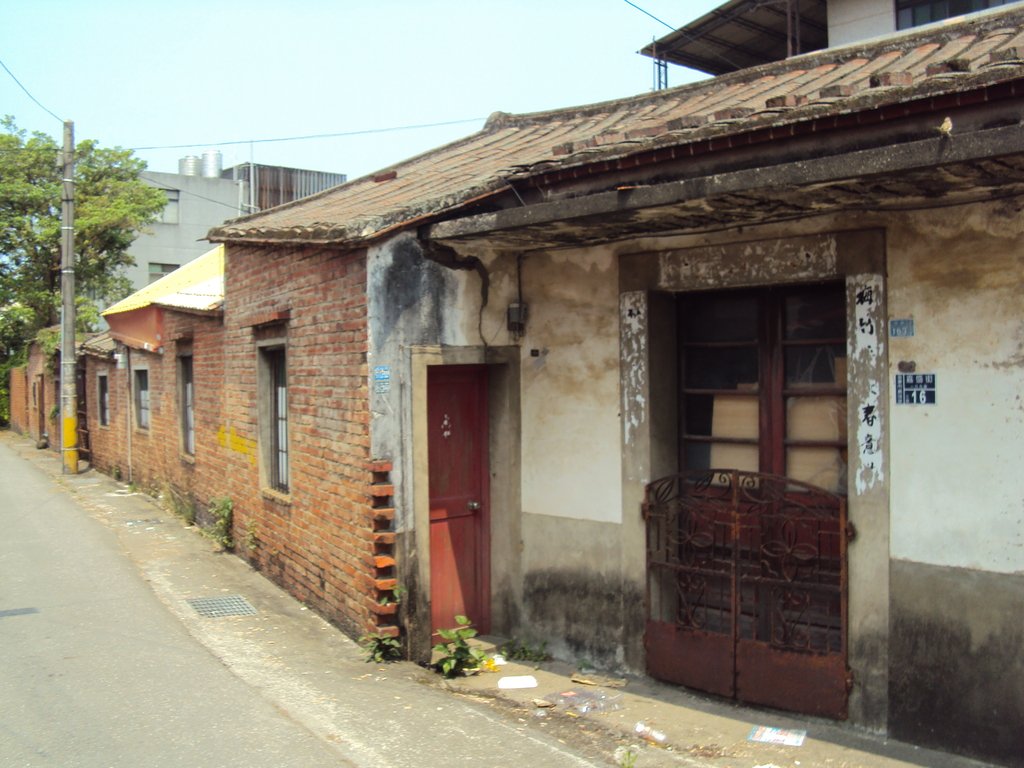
[895,373,936,405]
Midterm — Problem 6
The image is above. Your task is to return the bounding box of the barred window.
[260,346,288,493]
[98,374,109,427]
[134,369,150,429]
[180,355,194,454]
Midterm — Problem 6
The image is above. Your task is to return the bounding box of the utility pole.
[60,119,78,474]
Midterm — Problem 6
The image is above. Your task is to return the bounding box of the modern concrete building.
[128,152,346,291]
[640,0,1022,77]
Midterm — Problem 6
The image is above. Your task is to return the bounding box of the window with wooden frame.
[134,369,150,429]
[179,355,194,455]
[259,344,289,493]
[678,283,848,494]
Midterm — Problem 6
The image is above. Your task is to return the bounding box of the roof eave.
[207,184,511,248]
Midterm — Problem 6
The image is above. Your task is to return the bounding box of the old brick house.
[8,329,61,448]
[85,246,226,520]
[82,242,392,642]
[71,6,1024,765]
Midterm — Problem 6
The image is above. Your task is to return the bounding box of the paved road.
[0,435,616,768]
[0,441,354,767]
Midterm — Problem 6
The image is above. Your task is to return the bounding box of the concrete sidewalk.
[4,431,994,768]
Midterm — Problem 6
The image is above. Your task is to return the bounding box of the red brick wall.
[83,354,127,478]
[81,243,382,643]
[222,244,377,639]
[84,312,225,520]
[17,343,59,447]
[8,365,28,434]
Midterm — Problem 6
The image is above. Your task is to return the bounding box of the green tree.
[0,115,166,423]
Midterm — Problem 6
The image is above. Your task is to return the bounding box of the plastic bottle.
[634,721,667,745]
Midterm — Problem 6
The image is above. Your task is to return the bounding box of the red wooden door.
[428,365,490,635]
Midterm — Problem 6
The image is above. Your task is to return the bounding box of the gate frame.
[643,469,851,718]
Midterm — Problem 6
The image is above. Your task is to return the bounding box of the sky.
[1,1,721,182]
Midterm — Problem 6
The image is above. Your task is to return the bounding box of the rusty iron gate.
[643,470,850,719]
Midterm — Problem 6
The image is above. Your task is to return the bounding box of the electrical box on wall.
[507,302,528,337]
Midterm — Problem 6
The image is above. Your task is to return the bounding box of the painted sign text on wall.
[852,277,884,494]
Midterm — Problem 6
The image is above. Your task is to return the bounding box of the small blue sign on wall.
[889,319,915,337]
[373,365,391,394]
[895,373,936,404]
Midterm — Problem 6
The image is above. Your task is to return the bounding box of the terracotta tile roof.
[208,7,1024,248]
[80,331,115,358]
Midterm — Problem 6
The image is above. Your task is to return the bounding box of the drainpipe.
[126,347,133,485]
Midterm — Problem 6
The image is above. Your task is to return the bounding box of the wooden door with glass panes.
[652,282,850,717]
[679,284,847,490]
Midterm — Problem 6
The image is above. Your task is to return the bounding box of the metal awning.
[640,0,828,76]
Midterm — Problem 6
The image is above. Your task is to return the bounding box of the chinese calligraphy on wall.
[852,277,884,494]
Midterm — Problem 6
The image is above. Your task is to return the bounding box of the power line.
[129,118,487,152]
[0,57,64,124]
[139,173,245,215]
[622,0,676,31]
[621,0,741,76]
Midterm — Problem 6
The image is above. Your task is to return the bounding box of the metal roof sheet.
[640,0,828,76]
[102,245,224,316]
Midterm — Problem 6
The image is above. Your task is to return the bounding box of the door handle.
[467,501,481,511]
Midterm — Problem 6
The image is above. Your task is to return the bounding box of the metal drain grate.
[186,595,257,618]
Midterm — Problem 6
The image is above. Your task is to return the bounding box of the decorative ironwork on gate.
[643,470,849,719]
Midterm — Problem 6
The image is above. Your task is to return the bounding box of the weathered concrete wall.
[511,246,629,667]
[521,515,638,669]
[889,561,1024,766]
[371,200,1024,752]
[884,203,1024,765]
[887,204,1024,573]
[367,234,626,664]
[367,235,460,657]
[518,248,622,524]
[828,0,893,47]
[368,234,462,530]
[368,234,524,659]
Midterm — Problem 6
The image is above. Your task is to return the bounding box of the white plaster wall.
[887,204,1024,574]
[517,247,623,524]
[828,0,894,46]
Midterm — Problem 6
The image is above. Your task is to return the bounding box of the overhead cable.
[0,57,64,123]
[130,118,486,152]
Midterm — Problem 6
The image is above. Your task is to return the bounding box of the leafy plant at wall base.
[500,638,552,664]
[378,583,405,606]
[360,632,403,663]
[433,615,486,678]
[207,496,234,550]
